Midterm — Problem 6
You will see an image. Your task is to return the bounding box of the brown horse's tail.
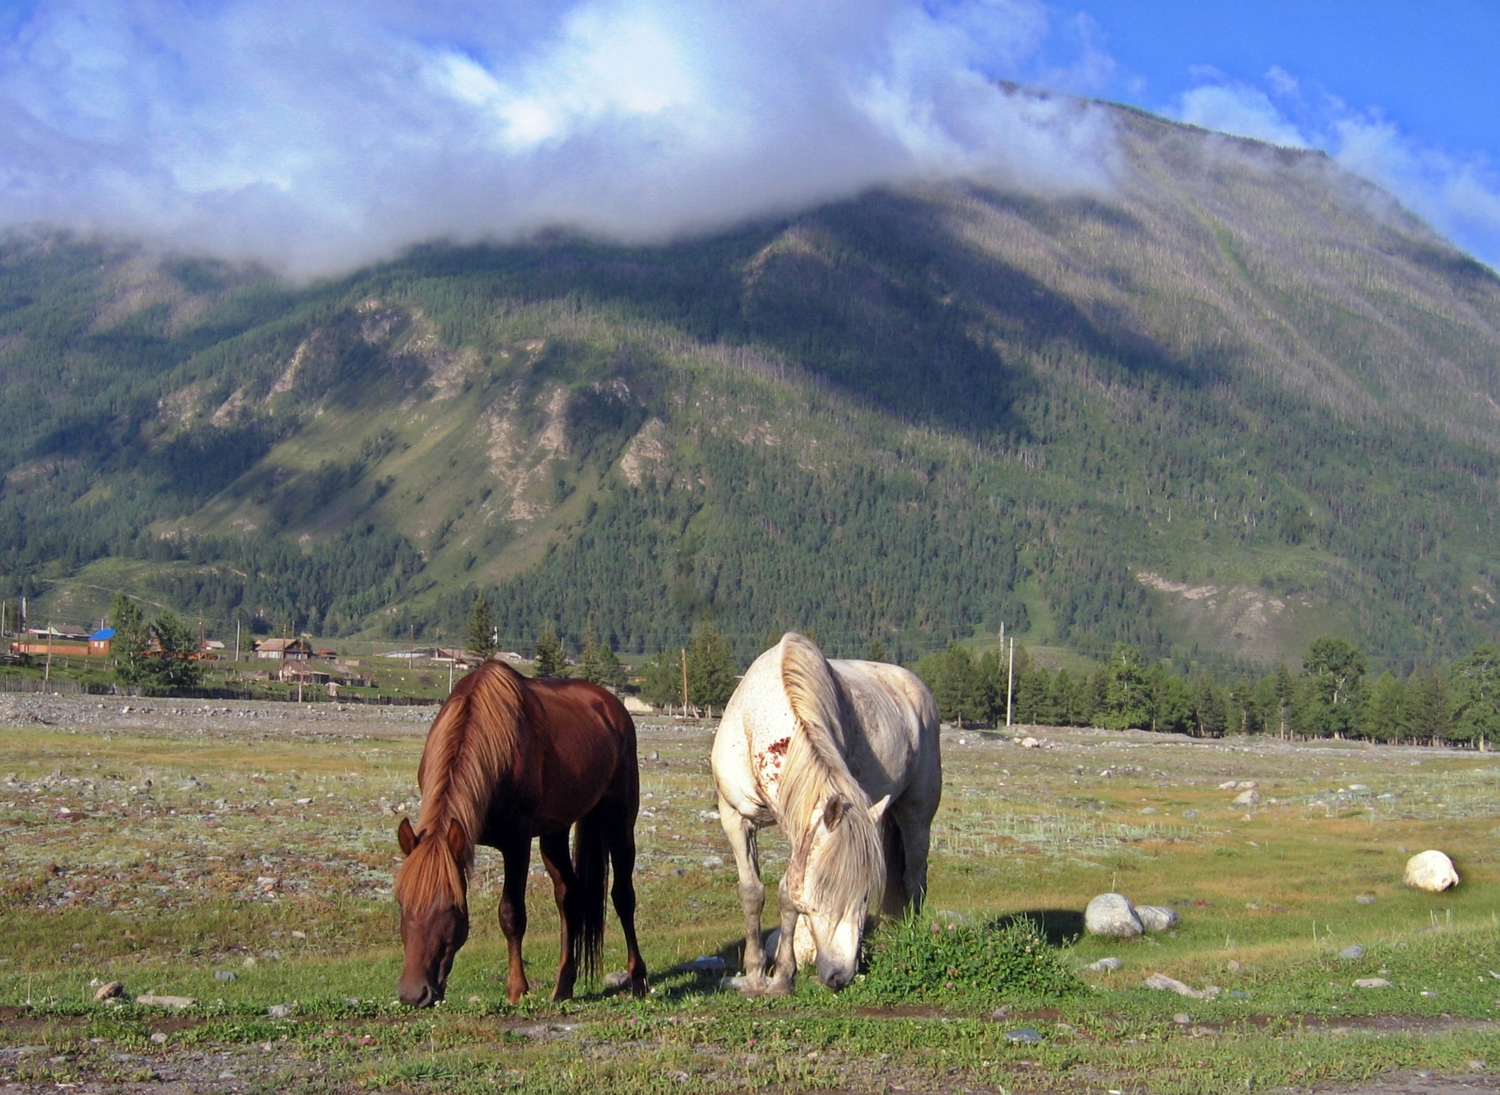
[572,809,611,982]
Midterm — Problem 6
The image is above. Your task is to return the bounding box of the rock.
[701,855,724,869]
[1139,807,1158,814]
[93,981,125,1002]
[1136,906,1180,933]
[1232,789,1260,806]
[1182,809,1198,819]
[1226,960,1244,972]
[267,1004,293,1018]
[214,970,237,982]
[1356,892,1377,905]
[1020,737,1040,748]
[1405,850,1460,892]
[603,971,632,990]
[687,956,727,973]
[136,994,194,1009]
[1143,973,1210,999]
[698,809,720,822]
[1338,945,1366,960]
[1004,1028,1043,1043]
[1354,978,1390,989]
[1084,893,1142,938]
[1087,957,1123,972]
[1173,1012,1191,1025]
[149,1032,168,1045]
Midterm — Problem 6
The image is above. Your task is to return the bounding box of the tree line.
[915,636,1500,747]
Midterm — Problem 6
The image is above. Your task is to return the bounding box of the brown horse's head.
[394,816,469,1008]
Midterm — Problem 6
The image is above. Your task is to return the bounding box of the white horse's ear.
[868,795,891,824]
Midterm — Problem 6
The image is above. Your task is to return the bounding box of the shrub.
[853,914,1086,1004]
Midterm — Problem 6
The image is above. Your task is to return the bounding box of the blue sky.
[0,1,1493,274]
[1034,1,1500,268]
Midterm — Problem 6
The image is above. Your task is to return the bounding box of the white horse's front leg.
[766,874,800,996]
[718,796,770,993]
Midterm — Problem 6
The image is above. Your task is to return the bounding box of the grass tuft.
[854,913,1087,1004]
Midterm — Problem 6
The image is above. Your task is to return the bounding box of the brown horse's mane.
[394,660,526,911]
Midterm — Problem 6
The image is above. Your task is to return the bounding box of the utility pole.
[234,617,241,664]
[680,647,689,718]
[1005,637,1015,728]
[44,621,53,683]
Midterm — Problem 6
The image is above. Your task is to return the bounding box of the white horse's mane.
[778,633,886,917]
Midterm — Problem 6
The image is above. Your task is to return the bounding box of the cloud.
[0,0,1118,275]
[1175,82,1308,148]
[1168,71,1500,271]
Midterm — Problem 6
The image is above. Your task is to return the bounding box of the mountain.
[2,99,1499,671]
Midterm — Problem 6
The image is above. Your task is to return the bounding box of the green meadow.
[2,700,1498,1093]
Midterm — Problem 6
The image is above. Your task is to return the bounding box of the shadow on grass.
[986,909,1085,948]
[570,937,748,1004]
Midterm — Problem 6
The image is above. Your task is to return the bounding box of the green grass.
[3,710,1500,1092]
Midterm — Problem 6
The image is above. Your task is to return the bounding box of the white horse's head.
[785,792,890,989]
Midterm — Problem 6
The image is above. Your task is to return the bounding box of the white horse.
[712,632,941,993]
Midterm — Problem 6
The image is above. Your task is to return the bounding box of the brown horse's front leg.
[499,837,532,1004]
[539,829,579,1001]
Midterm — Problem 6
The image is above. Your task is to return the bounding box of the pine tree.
[1407,666,1451,744]
[1366,671,1408,743]
[143,610,204,691]
[1102,643,1150,730]
[1448,644,1499,748]
[865,637,888,662]
[111,594,149,686]
[580,620,627,689]
[1297,637,1368,739]
[1190,673,1227,737]
[466,594,497,661]
[533,622,565,678]
[1051,669,1084,727]
[686,622,737,710]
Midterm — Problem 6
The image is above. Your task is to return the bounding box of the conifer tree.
[466,594,497,661]
[533,622,565,678]
[111,594,149,686]
[686,622,737,710]
[1366,671,1408,743]
[1406,666,1451,744]
[1448,644,1499,748]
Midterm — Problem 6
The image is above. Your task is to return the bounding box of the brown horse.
[394,659,647,1007]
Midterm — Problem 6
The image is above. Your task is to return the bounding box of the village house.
[254,637,313,661]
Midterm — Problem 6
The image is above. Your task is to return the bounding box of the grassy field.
[2,698,1498,1093]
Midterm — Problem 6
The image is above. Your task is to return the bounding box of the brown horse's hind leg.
[607,811,648,997]
[539,829,580,1001]
[499,836,532,1004]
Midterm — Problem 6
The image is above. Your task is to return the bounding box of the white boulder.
[1085,893,1143,938]
[1404,850,1460,892]
[1232,789,1261,806]
[1136,905,1180,933]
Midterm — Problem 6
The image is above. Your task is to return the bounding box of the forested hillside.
[2,99,1498,670]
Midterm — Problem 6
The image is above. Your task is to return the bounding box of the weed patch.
[853,914,1086,1005]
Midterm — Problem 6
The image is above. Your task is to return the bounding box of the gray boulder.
[1084,893,1143,938]
[1136,905,1180,933]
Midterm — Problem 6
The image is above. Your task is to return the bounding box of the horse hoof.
[727,973,769,996]
[764,979,794,998]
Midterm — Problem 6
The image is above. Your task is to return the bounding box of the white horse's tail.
[778,633,886,915]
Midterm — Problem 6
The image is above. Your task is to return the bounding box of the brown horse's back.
[496,676,637,838]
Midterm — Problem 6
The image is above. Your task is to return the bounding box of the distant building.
[254,638,312,661]
[89,628,115,656]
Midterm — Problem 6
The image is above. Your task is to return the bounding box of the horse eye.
[824,797,844,828]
